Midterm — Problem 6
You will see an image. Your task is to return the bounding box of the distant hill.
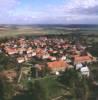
[0,24,98,29]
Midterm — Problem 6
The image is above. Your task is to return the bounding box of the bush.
[0,76,15,100]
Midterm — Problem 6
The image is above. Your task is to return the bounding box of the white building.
[76,63,83,70]
[80,66,90,77]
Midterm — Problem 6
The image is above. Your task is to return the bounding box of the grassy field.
[0,25,98,38]
[0,27,46,38]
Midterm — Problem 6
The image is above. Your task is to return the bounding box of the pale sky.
[0,0,98,24]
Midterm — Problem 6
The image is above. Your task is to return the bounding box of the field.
[0,25,98,38]
[0,26,45,38]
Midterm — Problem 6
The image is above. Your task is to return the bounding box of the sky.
[0,0,98,24]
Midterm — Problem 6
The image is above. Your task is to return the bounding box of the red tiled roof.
[47,60,69,69]
[74,56,92,63]
[6,48,18,54]
[36,48,44,55]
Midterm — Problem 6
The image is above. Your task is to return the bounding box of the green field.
[0,25,98,38]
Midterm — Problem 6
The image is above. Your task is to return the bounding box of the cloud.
[0,0,20,23]
[64,0,98,14]
[50,0,98,23]
[0,0,98,24]
[0,0,20,12]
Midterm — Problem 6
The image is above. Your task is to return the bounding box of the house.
[27,53,32,58]
[75,63,83,70]
[42,53,50,59]
[18,48,26,55]
[32,51,36,56]
[24,55,29,61]
[80,66,90,77]
[27,47,33,54]
[17,57,25,63]
[6,48,18,55]
[60,55,67,61]
[74,55,93,64]
[48,56,56,61]
[47,60,69,74]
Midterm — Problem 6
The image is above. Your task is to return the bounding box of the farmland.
[0,24,98,38]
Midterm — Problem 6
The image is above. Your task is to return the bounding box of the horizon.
[0,24,98,26]
[0,0,98,24]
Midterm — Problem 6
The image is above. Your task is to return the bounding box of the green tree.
[58,68,90,100]
[0,53,10,71]
[41,65,51,77]
[0,76,15,100]
[28,80,49,100]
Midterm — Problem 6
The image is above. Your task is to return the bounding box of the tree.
[0,53,10,71]
[40,65,51,77]
[58,68,90,100]
[0,76,15,100]
[28,80,49,100]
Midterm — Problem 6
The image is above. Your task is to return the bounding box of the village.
[0,35,97,83]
